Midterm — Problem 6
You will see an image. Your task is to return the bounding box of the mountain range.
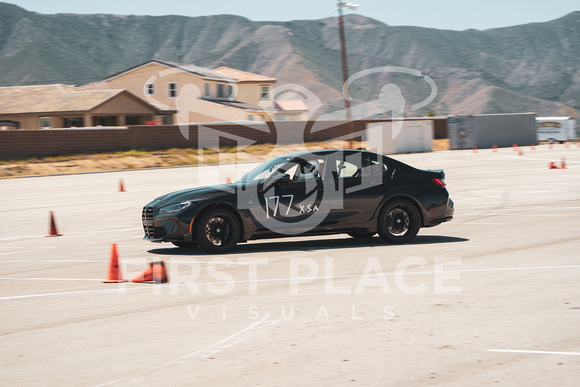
[1,2,579,119]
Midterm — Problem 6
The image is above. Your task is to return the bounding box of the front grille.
[142,207,154,238]
[154,226,167,238]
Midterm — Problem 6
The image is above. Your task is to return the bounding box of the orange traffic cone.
[513,144,518,151]
[226,177,232,184]
[152,261,169,284]
[102,243,128,283]
[131,266,153,283]
[518,149,523,156]
[119,178,125,192]
[492,145,497,152]
[132,261,168,284]
[561,157,566,169]
[472,146,478,153]
[531,143,536,150]
[46,211,62,237]
[549,162,557,169]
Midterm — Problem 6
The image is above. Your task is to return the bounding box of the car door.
[326,151,388,228]
[258,156,329,235]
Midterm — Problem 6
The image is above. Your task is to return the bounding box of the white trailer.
[536,117,577,143]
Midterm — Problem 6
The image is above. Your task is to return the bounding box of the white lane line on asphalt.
[468,222,508,225]
[488,349,580,356]
[0,228,142,242]
[0,260,252,264]
[3,264,580,301]
[0,288,132,300]
[177,314,278,360]
[0,235,48,241]
[0,250,37,256]
[97,314,278,386]
[0,260,104,263]
[0,277,102,281]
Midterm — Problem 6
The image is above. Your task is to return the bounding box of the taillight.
[432,178,446,187]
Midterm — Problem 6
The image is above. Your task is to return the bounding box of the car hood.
[146,184,238,208]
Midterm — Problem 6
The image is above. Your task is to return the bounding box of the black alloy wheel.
[195,207,240,253]
[378,199,420,244]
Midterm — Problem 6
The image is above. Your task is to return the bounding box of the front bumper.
[142,206,191,242]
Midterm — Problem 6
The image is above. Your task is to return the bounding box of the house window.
[160,115,173,125]
[63,117,84,128]
[145,83,155,95]
[247,114,254,121]
[126,116,141,126]
[204,83,211,98]
[260,86,270,99]
[94,116,117,126]
[227,84,234,99]
[217,84,225,98]
[39,117,52,129]
[168,82,177,98]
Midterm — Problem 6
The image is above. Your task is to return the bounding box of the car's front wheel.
[378,199,420,244]
[195,207,240,253]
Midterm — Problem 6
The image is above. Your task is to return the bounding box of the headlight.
[158,201,194,213]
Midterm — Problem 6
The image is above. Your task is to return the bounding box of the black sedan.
[142,149,454,253]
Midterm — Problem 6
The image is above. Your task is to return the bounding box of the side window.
[297,158,325,181]
[336,160,358,178]
[336,153,387,179]
[360,154,387,177]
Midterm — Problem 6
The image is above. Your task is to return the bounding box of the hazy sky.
[5,0,579,31]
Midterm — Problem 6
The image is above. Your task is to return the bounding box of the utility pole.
[337,2,358,149]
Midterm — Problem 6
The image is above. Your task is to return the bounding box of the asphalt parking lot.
[1,143,579,385]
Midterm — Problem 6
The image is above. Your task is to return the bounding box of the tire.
[348,232,376,239]
[171,241,198,249]
[377,199,420,244]
[195,207,240,253]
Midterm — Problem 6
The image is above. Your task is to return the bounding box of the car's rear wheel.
[378,199,420,244]
[171,241,197,249]
[195,207,240,253]
[348,232,375,239]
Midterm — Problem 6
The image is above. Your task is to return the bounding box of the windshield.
[238,156,292,183]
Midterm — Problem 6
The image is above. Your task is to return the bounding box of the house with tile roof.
[96,60,308,124]
[0,84,175,130]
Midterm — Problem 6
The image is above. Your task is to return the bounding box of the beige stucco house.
[0,84,174,130]
[97,60,308,124]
